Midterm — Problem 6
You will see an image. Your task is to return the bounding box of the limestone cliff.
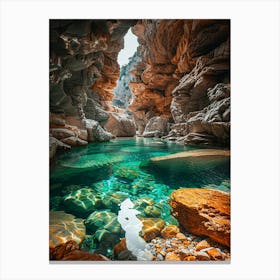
[49,19,231,160]
[129,20,230,146]
[49,20,136,159]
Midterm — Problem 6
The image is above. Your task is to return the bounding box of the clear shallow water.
[50,137,230,258]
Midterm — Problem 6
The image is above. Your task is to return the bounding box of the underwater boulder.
[63,188,102,217]
[94,228,120,248]
[79,234,97,252]
[85,210,121,234]
[144,204,162,218]
[142,149,230,187]
[49,211,86,260]
[148,149,230,171]
[103,192,128,212]
[114,166,139,182]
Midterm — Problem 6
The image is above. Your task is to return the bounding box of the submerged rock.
[49,211,86,260]
[149,149,230,167]
[94,228,120,248]
[103,192,128,212]
[85,210,121,234]
[170,188,230,247]
[114,166,139,182]
[61,250,109,261]
[144,205,162,218]
[79,234,97,252]
[63,188,102,217]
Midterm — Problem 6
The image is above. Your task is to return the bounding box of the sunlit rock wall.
[129,20,230,146]
[49,20,137,159]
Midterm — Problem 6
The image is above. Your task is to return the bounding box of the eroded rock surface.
[142,116,169,138]
[170,188,230,247]
[50,20,136,157]
[104,112,136,137]
[129,20,230,145]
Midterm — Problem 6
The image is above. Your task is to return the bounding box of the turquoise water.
[50,137,230,257]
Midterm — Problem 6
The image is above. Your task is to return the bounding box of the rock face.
[49,211,86,260]
[104,112,136,137]
[129,20,230,145]
[170,188,230,247]
[142,116,169,138]
[50,20,136,158]
[113,52,140,112]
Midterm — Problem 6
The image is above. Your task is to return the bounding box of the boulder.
[148,149,230,171]
[49,211,86,260]
[104,112,136,137]
[142,116,169,137]
[63,188,102,217]
[85,210,121,235]
[103,192,128,212]
[170,188,230,247]
[160,225,180,239]
[85,119,113,142]
[139,217,165,241]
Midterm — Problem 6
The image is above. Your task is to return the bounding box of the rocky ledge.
[170,188,230,247]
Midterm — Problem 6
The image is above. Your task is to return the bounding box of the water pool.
[50,137,230,258]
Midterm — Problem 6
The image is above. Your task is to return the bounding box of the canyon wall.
[129,20,230,146]
[50,19,230,160]
[49,20,136,159]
